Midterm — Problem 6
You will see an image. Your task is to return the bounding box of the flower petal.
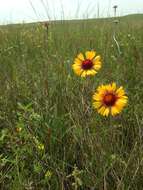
[98,106,106,115]
[103,108,110,116]
[93,62,102,70]
[111,82,117,91]
[77,53,85,61]
[111,106,120,116]
[115,98,128,109]
[72,64,81,69]
[93,101,102,109]
[74,58,82,65]
[72,64,83,76]
[86,69,97,76]
[85,51,96,60]
[116,87,126,97]
[93,55,101,62]
[81,71,87,77]
[93,93,103,101]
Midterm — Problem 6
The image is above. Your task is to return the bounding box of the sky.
[0,0,143,24]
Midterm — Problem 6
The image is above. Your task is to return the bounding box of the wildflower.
[45,170,52,179]
[127,34,131,38]
[92,82,128,116]
[72,51,102,77]
[16,127,22,133]
[67,165,83,188]
[37,143,45,151]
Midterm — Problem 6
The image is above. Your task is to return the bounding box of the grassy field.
[0,14,143,190]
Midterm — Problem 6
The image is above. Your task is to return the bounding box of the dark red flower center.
[103,93,117,106]
[82,59,93,70]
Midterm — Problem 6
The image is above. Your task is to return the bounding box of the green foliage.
[0,16,143,189]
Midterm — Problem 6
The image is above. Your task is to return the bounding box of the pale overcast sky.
[0,0,143,24]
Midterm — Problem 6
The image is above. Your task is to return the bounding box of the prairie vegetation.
[0,14,143,189]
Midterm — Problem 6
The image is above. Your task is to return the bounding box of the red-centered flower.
[93,83,128,116]
[72,51,102,77]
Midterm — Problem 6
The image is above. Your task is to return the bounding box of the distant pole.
[112,5,121,56]
[113,5,118,17]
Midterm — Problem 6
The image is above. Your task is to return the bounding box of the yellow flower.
[45,170,52,179]
[72,51,102,77]
[37,143,45,151]
[16,127,22,133]
[92,82,128,116]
